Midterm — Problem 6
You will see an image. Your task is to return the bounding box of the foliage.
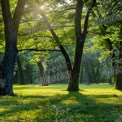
[0,0,122,93]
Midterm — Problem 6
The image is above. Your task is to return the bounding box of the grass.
[0,83,122,122]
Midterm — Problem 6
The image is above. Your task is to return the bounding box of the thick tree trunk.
[67,0,96,91]
[116,70,122,89]
[0,65,6,95]
[115,27,122,89]
[67,42,84,91]
[116,45,122,89]
[1,41,17,95]
[1,0,17,95]
[67,0,83,91]
[116,61,122,89]
[0,0,26,95]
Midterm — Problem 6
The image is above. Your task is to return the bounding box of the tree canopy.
[0,0,122,95]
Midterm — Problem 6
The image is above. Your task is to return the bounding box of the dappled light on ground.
[0,84,122,121]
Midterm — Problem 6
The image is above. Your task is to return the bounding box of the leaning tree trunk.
[40,11,73,79]
[36,0,73,81]
[0,0,26,95]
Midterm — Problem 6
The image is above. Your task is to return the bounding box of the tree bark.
[67,0,84,91]
[37,60,48,86]
[0,0,26,95]
[40,12,73,78]
[36,0,73,81]
[67,0,96,91]
[116,41,122,89]
[116,65,122,89]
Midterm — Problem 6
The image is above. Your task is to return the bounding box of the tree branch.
[18,48,60,52]
[1,0,13,35]
[1,0,12,24]
[35,0,73,72]
[75,0,83,41]
[13,0,26,32]
[83,0,96,36]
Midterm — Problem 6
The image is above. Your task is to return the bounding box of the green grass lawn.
[0,83,122,122]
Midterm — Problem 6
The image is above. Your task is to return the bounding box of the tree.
[29,0,96,90]
[0,0,26,95]
[115,27,122,89]
[91,0,122,89]
[35,0,73,82]
[67,0,96,91]
[37,59,48,86]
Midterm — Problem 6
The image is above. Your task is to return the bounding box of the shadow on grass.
[0,91,122,122]
[36,91,122,122]
[118,89,122,92]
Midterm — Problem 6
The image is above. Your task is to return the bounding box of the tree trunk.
[37,60,48,86]
[35,0,73,81]
[0,0,26,95]
[116,41,122,89]
[116,58,122,89]
[0,0,16,95]
[116,76,122,88]
[67,41,84,91]
[17,57,25,85]
[67,0,83,91]
[115,27,122,89]
[0,65,6,95]
[1,41,17,95]
[67,0,96,91]
[39,11,73,78]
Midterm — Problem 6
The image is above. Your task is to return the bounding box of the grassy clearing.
[0,83,122,122]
